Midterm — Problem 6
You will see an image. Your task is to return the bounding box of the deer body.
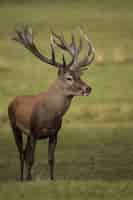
[9,79,73,137]
[8,26,95,181]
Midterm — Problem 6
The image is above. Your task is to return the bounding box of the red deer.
[8,25,95,181]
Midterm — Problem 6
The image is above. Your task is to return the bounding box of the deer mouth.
[83,92,89,96]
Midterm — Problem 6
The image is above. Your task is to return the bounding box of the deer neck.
[44,79,73,116]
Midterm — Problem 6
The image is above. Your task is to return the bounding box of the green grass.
[0,0,133,199]
[1,127,133,199]
[1,127,133,182]
[1,180,133,200]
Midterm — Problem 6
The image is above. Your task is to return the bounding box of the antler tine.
[51,31,67,50]
[83,32,95,57]
[78,39,95,68]
[61,32,69,49]
[13,25,33,47]
[50,37,56,64]
[52,31,78,57]
[70,30,95,71]
[77,35,83,54]
[70,33,76,50]
[50,32,70,67]
[51,30,61,41]
[85,35,95,65]
[12,28,29,48]
[24,25,33,45]
[62,54,66,67]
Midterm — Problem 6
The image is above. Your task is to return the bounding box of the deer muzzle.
[82,86,92,96]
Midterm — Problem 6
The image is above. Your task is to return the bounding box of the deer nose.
[83,86,92,96]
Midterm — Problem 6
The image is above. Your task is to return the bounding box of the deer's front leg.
[48,134,57,180]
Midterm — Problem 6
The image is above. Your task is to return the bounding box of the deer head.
[12,25,95,97]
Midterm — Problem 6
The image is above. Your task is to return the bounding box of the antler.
[12,25,95,71]
[51,30,95,71]
[12,25,74,69]
[51,31,82,66]
[77,31,95,70]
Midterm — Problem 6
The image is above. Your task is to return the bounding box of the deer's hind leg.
[11,125,24,181]
[8,104,24,181]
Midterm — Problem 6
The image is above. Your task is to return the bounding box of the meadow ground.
[0,0,133,199]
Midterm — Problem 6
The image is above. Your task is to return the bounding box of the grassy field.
[1,127,133,199]
[0,0,133,199]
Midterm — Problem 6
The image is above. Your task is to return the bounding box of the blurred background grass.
[0,0,133,199]
[0,0,133,127]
